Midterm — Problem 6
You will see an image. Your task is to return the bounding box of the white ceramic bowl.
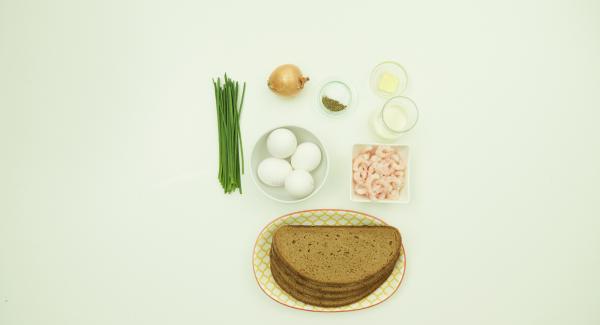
[351,144,410,204]
[251,126,329,203]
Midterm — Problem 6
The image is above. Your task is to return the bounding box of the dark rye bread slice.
[270,244,398,294]
[270,246,381,294]
[271,238,400,291]
[270,254,394,308]
[270,249,369,299]
[272,225,401,285]
[270,248,396,300]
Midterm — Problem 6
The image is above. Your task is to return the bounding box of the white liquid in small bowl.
[370,96,418,140]
[383,104,408,130]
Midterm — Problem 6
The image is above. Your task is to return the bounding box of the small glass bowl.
[318,80,354,117]
[370,61,408,99]
[371,96,419,140]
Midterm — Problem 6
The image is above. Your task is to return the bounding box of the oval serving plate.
[252,209,406,312]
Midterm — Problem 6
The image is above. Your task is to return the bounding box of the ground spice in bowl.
[322,96,347,112]
[319,80,352,115]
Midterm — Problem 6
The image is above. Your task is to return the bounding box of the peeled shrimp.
[351,145,406,201]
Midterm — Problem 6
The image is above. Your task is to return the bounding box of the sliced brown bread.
[270,254,394,307]
[270,244,397,294]
[269,249,385,299]
[272,225,401,285]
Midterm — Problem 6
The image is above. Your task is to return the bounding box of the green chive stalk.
[213,74,246,194]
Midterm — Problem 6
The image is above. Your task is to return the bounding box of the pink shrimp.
[369,154,381,163]
[358,165,368,180]
[375,190,387,200]
[352,145,407,201]
[367,165,376,175]
[365,173,380,199]
[353,171,362,183]
[352,156,363,171]
[383,177,395,192]
[380,161,395,176]
[394,170,405,177]
[354,185,368,196]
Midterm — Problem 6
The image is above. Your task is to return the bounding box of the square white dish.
[351,144,410,204]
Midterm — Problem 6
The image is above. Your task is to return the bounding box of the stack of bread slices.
[270,225,402,307]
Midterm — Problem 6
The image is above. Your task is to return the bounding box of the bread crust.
[270,255,394,307]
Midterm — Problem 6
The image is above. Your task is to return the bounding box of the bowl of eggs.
[250,126,329,203]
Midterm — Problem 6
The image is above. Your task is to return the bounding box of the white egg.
[291,142,322,172]
[267,128,297,158]
[284,170,315,198]
[257,158,292,187]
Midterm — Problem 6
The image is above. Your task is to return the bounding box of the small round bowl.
[371,96,419,140]
[317,80,355,118]
[370,61,408,99]
[250,126,329,203]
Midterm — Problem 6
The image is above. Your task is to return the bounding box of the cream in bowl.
[371,96,418,141]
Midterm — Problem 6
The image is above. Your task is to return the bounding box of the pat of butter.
[378,73,399,93]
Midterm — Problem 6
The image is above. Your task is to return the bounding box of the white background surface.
[1,0,599,324]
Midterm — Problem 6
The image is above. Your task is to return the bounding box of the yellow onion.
[267,64,309,96]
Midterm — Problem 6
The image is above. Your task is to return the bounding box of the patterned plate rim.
[252,208,407,313]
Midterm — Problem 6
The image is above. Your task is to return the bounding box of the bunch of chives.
[213,74,246,194]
